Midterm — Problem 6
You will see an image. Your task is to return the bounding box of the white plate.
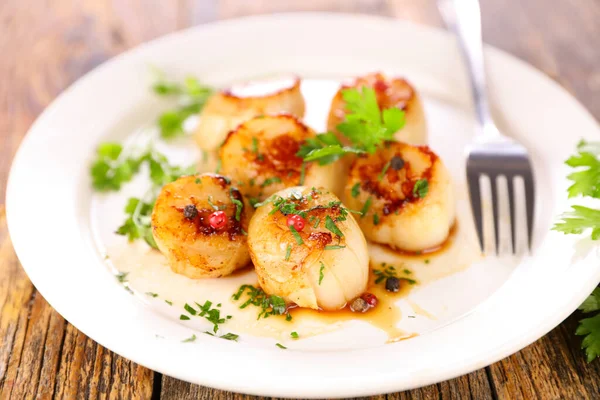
[6,13,600,398]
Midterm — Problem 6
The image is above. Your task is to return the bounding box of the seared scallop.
[152,173,252,279]
[248,186,369,311]
[343,142,455,252]
[194,77,305,153]
[328,73,427,145]
[219,115,345,201]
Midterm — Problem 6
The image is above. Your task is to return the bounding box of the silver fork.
[438,0,535,254]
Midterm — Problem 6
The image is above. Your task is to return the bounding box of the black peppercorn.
[183,204,198,220]
[385,277,400,292]
[390,155,405,170]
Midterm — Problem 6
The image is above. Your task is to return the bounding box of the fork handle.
[438,0,499,138]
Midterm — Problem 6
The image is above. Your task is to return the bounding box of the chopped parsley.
[251,137,264,161]
[116,271,129,283]
[261,176,282,188]
[229,189,244,221]
[276,343,287,349]
[232,285,291,320]
[373,265,416,285]
[413,179,429,198]
[290,332,299,339]
[180,315,190,321]
[325,216,344,237]
[145,292,158,298]
[324,245,346,250]
[351,183,361,198]
[373,213,380,225]
[360,197,373,218]
[378,161,391,181]
[195,300,229,334]
[299,162,306,185]
[219,333,239,341]
[289,225,304,245]
[319,262,325,285]
[165,300,173,306]
[313,217,321,228]
[181,334,197,343]
[184,303,197,315]
[285,244,292,261]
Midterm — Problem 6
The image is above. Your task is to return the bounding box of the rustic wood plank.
[0,0,181,398]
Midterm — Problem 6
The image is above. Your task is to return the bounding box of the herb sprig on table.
[553,139,600,362]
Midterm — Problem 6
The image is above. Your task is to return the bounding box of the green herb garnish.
[319,262,325,285]
[298,87,405,164]
[360,197,373,218]
[182,334,197,343]
[229,189,244,221]
[351,183,361,198]
[325,216,344,237]
[290,225,304,245]
[276,343,287,349]
[261,176,282,188]
[378,161,391,181]
[152,73,213,139]
[285,244,292,261]
[180,315,190,321]
[413,179,429,198]
[145,292,158,298]
[232,285,290,320]
[373,213,380,225]
[290,332,299,339]
[324,245,346,250]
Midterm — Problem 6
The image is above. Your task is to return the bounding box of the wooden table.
[1,0,599,398]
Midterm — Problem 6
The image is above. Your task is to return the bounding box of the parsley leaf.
[553,206,600,240]
[152,73,214,139]
[580,288,600,313]
[325,216,344,237]
[413,179,429,198]
[565,145,600,198]
[319,262,325,285]
[90,143,144,191]
[290,225,304,245]
[116,196,158,249]
[577,313,600,362]
[351,183,361,198]
[182,334,196,342]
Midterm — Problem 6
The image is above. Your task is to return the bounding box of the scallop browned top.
[267,188,348,251]
[327,72,416,132]
[220,115,315,196]
[156,175,247,241]
[350,142,437,215]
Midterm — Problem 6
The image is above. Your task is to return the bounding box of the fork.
[438,0,535,254]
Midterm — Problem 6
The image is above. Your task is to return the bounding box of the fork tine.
[523,170,535,251]
[506,175,516,254]
[489,175,500,254]
[467,171,484,252]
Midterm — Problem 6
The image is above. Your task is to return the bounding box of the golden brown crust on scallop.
[344,142,455,251]
[220,115,345,201]
[152,174,253,279]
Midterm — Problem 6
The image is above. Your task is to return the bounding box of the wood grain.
[1,0,600,399]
